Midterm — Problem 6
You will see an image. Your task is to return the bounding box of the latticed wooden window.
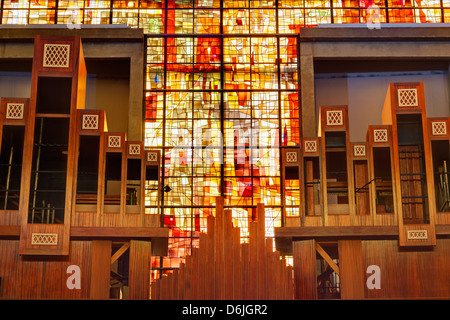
[374,129,388,143]
[43,44,70,68]
[6,103,24,119]
[82,114,99,130]
[353,145,366,157]
[397,88,418,107]
[304,140,317,153]
[31,233,58,245]
[432,121,447,136]
[326,110,343,126]
[129,144,141,155]
[108,135,121,148]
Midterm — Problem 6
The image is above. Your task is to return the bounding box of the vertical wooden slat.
[224,209,233,299]
[287,265,294,300]
[232,227,241,300]
[128,240,151,299]
[90,240,111,299]
[241,243,249,299]
[305,158,315,216]
[257,203,266,300]
[274,250,281,300]
[266,238,275,300]
[198,232,207,300]
[184,255,192,300]
[281,257,287,300]
[166,272,174,300]
[206,215,215,300]
[178,262,185,300]
[293,239,317,299]
[191,247,199,300]
[151,279,158,300]
[354,160,371,216]
[248,221,258,299]
[172,268,179,300]
[338,240,365,299]
[215,196,224,299]
[42,256,64,299]
[160,274,167,300]
[20,259,44,299]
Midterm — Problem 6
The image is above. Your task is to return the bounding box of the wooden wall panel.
[21,223,65,255]
[20,257,44,298]
[0,240,21,298]
[102,212,121,227]
[128,240,151,299]
[65,240,91,299]
[338,240,365,299]
[90,240,111,299]
[354,161,371,218]
[363,239,450,298]
[0,240,92,299]
[124,213,140,227]
[72,211,96,227]
[42,256,65,298]
[292,239,317,299]
[436,212,450,225]
[144,213,160,228]
[0,211,20,226]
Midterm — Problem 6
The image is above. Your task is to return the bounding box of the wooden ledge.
[70,227,169,239]
[275,224,450,240]
[0,225,169,240]
[0,225,20,237]
[275,225,399,239]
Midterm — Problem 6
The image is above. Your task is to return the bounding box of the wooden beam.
[0,225,20,237]
[315,242,340,276]
[275,226,399,238]
[70,226,169,239]
[110,242,130,265]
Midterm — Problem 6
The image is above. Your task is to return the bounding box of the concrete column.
[84,42,144,141]
[128,50,144,141]
[300,43,316,137]
[448,64,450,115]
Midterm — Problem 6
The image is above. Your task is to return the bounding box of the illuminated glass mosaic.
[2,0,448,25]
[1,0,447,278]
[144,33,298,276]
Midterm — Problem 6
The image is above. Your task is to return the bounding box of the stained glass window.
[0,0,446,279]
